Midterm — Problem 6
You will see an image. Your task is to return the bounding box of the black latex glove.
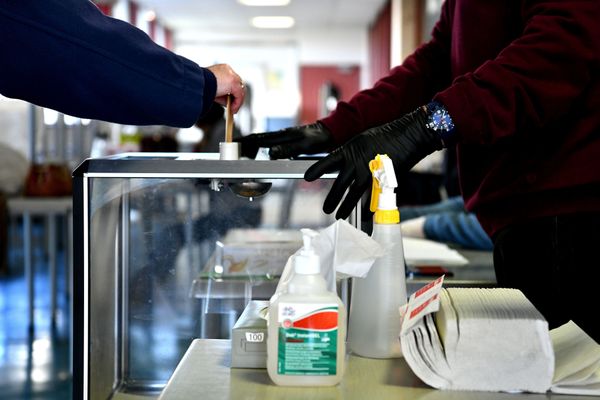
[236,122,335,159]
[304,107,444,220]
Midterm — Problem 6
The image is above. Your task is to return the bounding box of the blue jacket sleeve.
[0,0,216,127]
[400,196,466,221]
[423,212,493,251]
[400,197,493,250]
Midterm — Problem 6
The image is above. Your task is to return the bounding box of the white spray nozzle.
[369,154,398,212]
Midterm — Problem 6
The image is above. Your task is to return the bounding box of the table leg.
[68,210,74,374]
[66,211,73,302]
[48,214,57,326]
[23,213,34,332]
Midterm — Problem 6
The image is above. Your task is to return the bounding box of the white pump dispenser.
[294,229,320,275]
[267,229,346,386]
[348,154,407,358]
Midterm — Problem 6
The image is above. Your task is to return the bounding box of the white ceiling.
[135,0,388,44]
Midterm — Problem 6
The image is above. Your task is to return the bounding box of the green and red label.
[277,303,339,375]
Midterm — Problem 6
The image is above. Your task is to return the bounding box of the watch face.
[428,104,455,133]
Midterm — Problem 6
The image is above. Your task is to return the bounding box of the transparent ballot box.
[72,153,358,399]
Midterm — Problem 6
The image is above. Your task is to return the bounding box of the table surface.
[6,196,72,215]
[157,339,582,400]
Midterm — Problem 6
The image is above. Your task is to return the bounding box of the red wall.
[164,28,174,50]
[299,66,360,125]
[368,1,392,85]
[128,0,138,26]
[96,4,112,16]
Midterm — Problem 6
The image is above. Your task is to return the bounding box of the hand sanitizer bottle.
[348,154,407,358]
[267,229,346,386]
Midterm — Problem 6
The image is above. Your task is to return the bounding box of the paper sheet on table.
[550,320,600,395]
[402,237,468,267]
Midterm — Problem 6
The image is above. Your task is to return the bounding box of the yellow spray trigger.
[369,155,385,212]
[369,154,400,224]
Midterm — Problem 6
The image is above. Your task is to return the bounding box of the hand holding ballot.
[207,63,246,114]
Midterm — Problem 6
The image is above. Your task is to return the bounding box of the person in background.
[399,144,492,251]
[193,103,242,153]
[0,143,30,275]
[140,128,180,152]
[239,1,600,343]
[400,196,493,251]
[0,0,245,128]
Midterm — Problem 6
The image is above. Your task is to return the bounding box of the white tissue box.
[231,300,269,368]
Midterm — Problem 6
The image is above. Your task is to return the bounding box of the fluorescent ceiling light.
[251,16,295,29]
[43,109,59,125]
[144,10,156,22]
[239,0,291,6]
[64,115,80,126]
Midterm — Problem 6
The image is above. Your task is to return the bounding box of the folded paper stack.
[400,277,600,395]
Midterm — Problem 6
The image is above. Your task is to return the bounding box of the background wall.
[298,65,360,125]
[0,97,30,159]
[0,1,443,162]
[177,25,369,133]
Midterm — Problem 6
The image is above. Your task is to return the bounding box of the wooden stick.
[225,95,234,143]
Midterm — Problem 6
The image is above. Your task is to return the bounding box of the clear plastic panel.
[89,175,337,391]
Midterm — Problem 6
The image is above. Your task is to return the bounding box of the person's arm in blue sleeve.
[400,197,493,250]
[423,212,493,251]
[400,196,465,220]
[0,0,244,127]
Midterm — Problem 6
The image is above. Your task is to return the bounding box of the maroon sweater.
[320,0,600,237]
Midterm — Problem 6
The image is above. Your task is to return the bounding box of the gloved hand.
[236,122,335,159]
[304,106,444,219]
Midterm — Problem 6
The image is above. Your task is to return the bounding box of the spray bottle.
[267,229,346,386]
[348,154,407,358]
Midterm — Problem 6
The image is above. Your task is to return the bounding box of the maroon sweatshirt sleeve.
[319,1,454,145]
[435,0,600,145]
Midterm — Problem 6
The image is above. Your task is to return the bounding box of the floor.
[0,213,247,400]
[0,218,72,400]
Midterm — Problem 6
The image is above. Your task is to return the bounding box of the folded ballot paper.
[400,276,600,395]
[402,237,468,267]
